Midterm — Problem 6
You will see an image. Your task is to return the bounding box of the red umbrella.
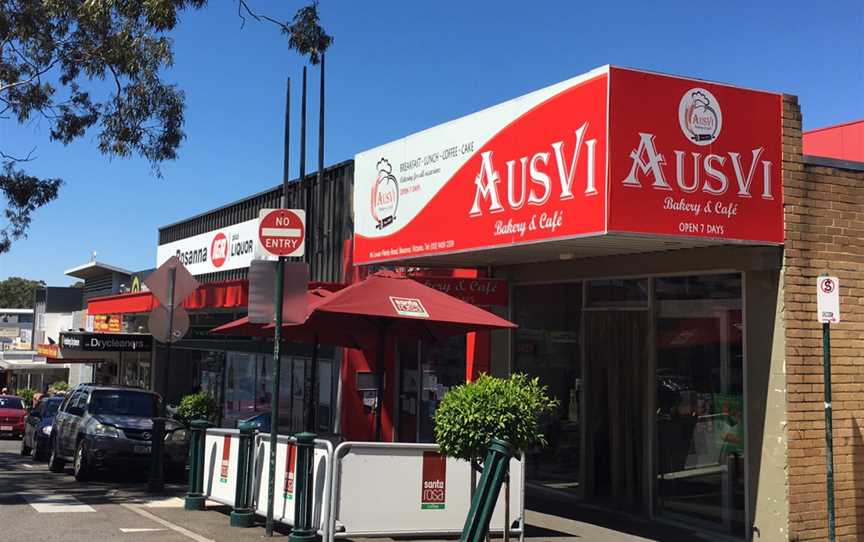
[279,270,516,439]
[210,288,334,337]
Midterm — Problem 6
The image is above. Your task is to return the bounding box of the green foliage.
[175,392,217,424]
[0,276,45,308]
[434,374,559,464]
[16,388,35,406]
[1,0,208,252]
[285,1,332,65]
[50,381,69,392]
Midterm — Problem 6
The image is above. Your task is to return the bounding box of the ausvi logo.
[679,88,722,146]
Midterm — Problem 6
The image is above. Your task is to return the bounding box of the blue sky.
[1,0,862,285]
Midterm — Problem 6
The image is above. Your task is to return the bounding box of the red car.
[0,395,27,439]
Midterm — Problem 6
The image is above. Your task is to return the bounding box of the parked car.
[0,395,27,439]
[238,411,270,431]
[48,385,189,481]
[21,396,64,460]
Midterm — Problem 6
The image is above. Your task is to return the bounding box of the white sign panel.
[817,276,840,324]
[156,218,274,276]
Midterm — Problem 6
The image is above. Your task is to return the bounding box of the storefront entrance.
[513,274,745,539]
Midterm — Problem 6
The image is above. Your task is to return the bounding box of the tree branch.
[0,148,38,164]
[236,0,288,31]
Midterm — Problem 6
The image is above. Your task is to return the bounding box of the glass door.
[654,274,744,537]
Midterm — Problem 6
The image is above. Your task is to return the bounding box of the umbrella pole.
[307,334,319,432]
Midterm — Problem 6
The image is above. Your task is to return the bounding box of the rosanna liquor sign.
[353,66,782,265]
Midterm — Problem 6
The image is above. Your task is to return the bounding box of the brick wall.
[784,95,864,541]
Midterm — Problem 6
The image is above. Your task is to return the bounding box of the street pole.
[823,320,836,542]
[265,76,290,538]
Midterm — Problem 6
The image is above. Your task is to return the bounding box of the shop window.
[513,283,582,497]
[655,273,744,537]
[397,336,467,443]
[223,352,257,426]
[586,278,649,308]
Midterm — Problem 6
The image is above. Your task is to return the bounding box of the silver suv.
[48,385,188,481]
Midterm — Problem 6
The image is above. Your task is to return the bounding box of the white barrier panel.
[252,433,334,539]
[328,442,524,542]
[202,429,241,507]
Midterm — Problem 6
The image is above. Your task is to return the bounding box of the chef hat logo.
[691,90,712,108]
[377,158,392,175]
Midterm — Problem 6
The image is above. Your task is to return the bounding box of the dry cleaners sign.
[60,332,152,352]
[156,218,274,276]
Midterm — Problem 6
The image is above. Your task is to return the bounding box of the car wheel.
[73,440,91,482]
[20,437,31,456]
[34,440,49,462]
[48,439,66,473]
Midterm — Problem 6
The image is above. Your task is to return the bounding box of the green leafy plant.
[16,388,36,406]
[50,381,69,392]
[434,373,559,466]
[174,392,217,425]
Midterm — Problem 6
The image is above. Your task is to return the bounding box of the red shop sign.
[353,66,782,265]
[413,277,508,307]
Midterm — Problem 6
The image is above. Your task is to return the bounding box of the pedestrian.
[32,385,49,407]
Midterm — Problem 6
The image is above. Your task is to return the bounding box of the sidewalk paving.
[139,497,710,542]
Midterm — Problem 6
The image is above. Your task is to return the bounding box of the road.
[0,437,292,542]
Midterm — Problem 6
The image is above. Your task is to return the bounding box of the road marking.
[142,497,185,508]
[122,504,215,542]
[120,528,167,533]
[23,494,95,513]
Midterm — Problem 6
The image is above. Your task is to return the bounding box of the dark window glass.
[89,390,157,417]
[513,283,582,497]
[655,273,744,537]
[0,397,25,410]
[43,399,62,416]
[586,279,649,308]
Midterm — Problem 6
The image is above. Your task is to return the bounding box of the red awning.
[88,279,345,315]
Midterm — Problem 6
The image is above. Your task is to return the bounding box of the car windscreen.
[89,391,157,417]
[0,397,24,410]
[43,400,62,416]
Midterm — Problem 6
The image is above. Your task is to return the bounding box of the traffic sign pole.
[823,319,835,542]
[817,273,838,542]
[266,76,290,538]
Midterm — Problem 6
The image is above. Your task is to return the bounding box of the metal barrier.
[327,442,525,542]
[252,432,334,540]
[202,429,242,507]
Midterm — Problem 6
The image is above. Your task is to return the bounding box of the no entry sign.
[258,208,305,257]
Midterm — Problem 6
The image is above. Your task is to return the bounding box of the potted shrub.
[174,392,217,426]
[434,373,558,539]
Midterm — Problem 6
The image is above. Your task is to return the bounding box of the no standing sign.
[258,208,305,257]
[817,275,840,324]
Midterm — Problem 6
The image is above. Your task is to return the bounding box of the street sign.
[248,260,309,324]
[148,305,191,344]
[144,256,200,308]
[817,276,840,324]
[144,256,200,344]
[258,209,306,257]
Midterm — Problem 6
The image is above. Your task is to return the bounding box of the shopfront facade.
[349,65,864,541]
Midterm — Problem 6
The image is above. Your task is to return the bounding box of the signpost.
[817,274,840,542]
